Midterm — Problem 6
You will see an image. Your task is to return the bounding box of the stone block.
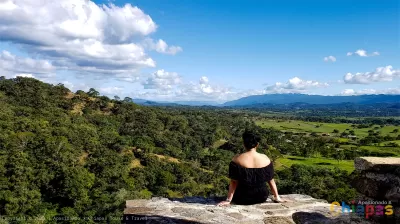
[354,157,400,173]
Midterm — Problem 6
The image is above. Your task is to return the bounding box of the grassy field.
[256,119,399,137]
[359,146,400,156]
[275,155,354,173]
[379,140,400,146]
[335,144,400,157]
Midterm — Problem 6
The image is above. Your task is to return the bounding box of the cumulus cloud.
[133,76,235,102]
[13,73,35,78]
[340,88,400,96]
[323,56,336,62]
[143,69,182,90]
[264,77,329,93]
[99,86,124,95]
[347,49,379,57]
[60,80,90,92]
[0,50,55,77]
[0,0,182,80]
[142,38,183,55]
[179,76,230,96]
[174,76,233,100]
[344,65,400,84]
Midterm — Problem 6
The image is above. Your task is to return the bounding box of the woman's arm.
[227,179,238,201]
[267,179,282,202]
[217,179,238,206]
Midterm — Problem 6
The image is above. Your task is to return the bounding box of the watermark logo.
[330,200,394,219]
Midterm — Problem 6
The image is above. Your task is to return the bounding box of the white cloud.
[0,51,55,77]
[344,65,400,84]
[61,81,74,90]
[60,81,90,92]
[347,49,380,57]
[142,38,183,55]
[182,76,229,96]
[13,73,35,78]
[264,77,329,93]
[99,86,124,95]
[340,88,400,96]
[371,51,380,56]
[0,0,181,80]
[143,69,182,90]
[341,89,356,95]
[199,76,209,85]
[132,76,235,102]
[323,56,336,62]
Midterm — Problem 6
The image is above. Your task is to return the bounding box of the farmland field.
[256,118,400,173]
[340,145,400,157]
[275,155,354,173]
[255,119,399,137]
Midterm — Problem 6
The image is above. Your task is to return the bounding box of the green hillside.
[0,77,372,223]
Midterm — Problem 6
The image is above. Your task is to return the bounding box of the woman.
[217,130,283,206]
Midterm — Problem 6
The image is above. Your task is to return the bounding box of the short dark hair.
[242,130,261,150]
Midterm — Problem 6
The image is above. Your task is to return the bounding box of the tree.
[123,97,133,103]
[332,129,339,134]
[87,88,99,97]
[334,150,345,164]
[114,95,120,101]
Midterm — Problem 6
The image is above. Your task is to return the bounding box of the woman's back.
[233,151,271,168]
[229,151,274,205]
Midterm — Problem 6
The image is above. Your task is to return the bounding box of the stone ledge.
[123,194,375,224]
[355,157,400,173]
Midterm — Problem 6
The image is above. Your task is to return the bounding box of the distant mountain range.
[132,99,221,107]
[133,94,400,107]
[159,101,221,106]
[223,94,400,106]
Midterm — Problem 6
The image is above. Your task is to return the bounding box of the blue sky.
[0,0,399,102]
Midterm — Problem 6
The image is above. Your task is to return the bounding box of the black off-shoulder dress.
[228,161,274,205]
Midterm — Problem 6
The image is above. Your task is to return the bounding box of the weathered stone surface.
[126,199,149,208]
[265,209,294,216]
[365,172,400,185]
[122,157,400,223]
[171,207,207,218]
[226,212,245,220]
[123,207,155,215]
[352,175,383,199]
[292,212,377,224]
[352,157,400,203]
[124,194,350,224]
[263,216,295,224]
[385,186,400,203]
[355,157,400,172]
[256,204,286,210]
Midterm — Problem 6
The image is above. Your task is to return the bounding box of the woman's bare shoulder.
[259,153,271,165]
[232,154,241,162]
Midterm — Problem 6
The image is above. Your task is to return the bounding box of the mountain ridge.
[133,94,400,107]
[223,94,400,106]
